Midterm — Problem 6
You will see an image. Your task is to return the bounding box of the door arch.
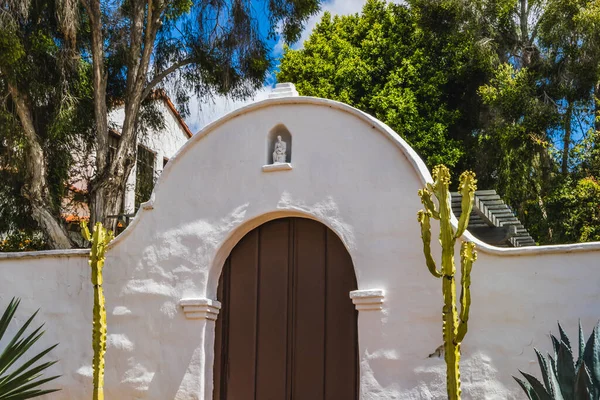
[213,217,358,400]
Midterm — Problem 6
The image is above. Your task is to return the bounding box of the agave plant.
[0,297,60,399]
[514,321,600,399]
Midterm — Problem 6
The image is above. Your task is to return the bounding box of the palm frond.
[0,297,60,399]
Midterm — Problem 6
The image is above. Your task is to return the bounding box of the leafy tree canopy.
[0,0,94,249]
[280,0,600,245]
[0,0,322,249]
[278,0,496,169]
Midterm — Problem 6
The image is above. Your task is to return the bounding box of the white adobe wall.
[0,97,599,399]
[0,250,91,399]
[109,100,190,214]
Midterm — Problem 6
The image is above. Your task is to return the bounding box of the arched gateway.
[213,217,358,399]
[3,87,599,399]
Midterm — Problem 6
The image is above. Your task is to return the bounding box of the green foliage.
[282,0,600,246]
[1,0,322,249]
[0,30,25,72]
[477,63,558,211]
[515,321,600,399]
[117,0,322,110]
[539,0,600,101]
[0,0,95,247]
[164,0,193,20]
[476,0,600,244]
[526,176,600,243]
[0,111,35,241]
[417,165,478,400]
[278,0,494,169]
[0,297,60,398]
[0,231,49,252]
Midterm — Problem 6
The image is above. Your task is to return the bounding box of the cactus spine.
[81,222,113,400]
[417,165,477,400]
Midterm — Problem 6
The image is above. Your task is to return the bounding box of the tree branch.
[135,0,159,94]
[8,83,73,248]
[80,0,90,13]
[141,58,195,101]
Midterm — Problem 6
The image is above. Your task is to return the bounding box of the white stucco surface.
[1,97,599,399]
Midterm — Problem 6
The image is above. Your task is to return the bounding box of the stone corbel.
[349,289,384,311]
[179,298,221,320]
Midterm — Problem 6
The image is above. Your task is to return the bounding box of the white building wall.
[1,97,599,399]
[108,100,190,214]
[0,250,91,399]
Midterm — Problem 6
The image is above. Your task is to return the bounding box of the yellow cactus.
[81,222,113,400]
[417,165,477,400]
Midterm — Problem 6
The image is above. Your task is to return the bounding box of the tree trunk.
[86,0,162,232]
[8,84,73,249]
[85,0,110,227]
[519,0,531,67]
[84,0,129,231]
[562,103,573,175]
[594,81,600,134]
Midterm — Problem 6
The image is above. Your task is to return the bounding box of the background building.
[62,91,192,237]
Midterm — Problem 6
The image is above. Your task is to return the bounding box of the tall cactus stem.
[81,221,113,400]
[457,242,476,342]
[455,171,477,238]
[418,210,442,278]
[417,165,477,400]
[419,189,440,220]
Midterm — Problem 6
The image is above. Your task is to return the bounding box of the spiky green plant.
[515,321,600,399]
[0,297,60,398]
[417,165,477,400]
[81,221,113,400]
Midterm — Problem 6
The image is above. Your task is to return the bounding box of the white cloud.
[186,86,273,134]
[296,0,367,48]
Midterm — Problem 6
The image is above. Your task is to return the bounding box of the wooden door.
[214,218,358,400]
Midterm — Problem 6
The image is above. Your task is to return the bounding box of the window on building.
[108,132,120,164]
[106,132,126,217]
[135,145,155,209]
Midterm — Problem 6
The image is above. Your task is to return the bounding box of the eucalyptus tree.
[77,0,321,230]
[1,0,321,248]
[474,0,600,243]
[538,0,600,175]
[0,0,94,249]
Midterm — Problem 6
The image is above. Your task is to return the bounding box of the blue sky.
[185,0,381,132]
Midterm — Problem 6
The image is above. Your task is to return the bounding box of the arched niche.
[267,124,292,164]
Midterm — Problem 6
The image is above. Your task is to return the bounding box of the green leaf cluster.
[524,176,600,243]
[278,0,494,169]
[1,0,323,249]
[280,0,600,245]
[0,0,94,246]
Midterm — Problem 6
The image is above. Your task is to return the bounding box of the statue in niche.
[272,135,287,164]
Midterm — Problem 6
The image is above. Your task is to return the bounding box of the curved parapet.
[113,96,600,256]
[0,96,598,399]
